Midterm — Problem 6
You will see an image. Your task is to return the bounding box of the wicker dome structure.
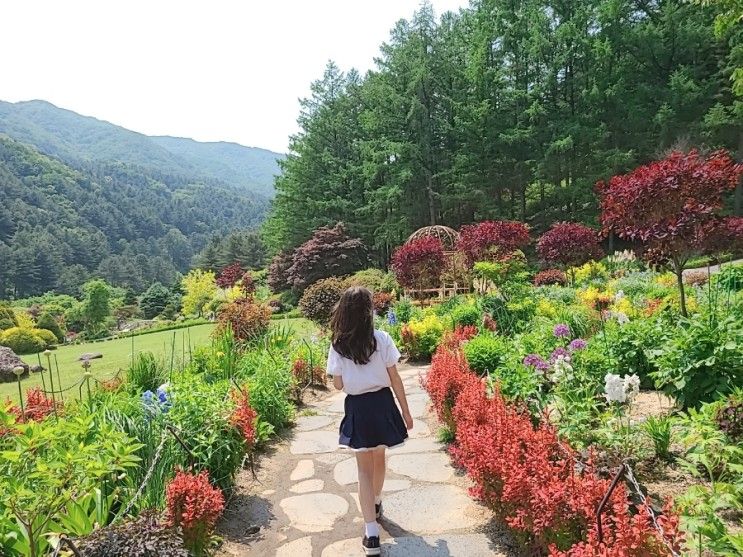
[406,225,460,252]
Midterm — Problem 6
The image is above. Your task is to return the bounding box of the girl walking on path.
[327,286,414,556]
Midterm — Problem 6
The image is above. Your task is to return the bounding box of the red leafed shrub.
[482,314,498,332]
[291,357,326,388]
[537,222,604,271]
[598,150,742,316]
[216,298,271,342]
[698,216,743,260]
[373,292,394,314]
[165,469,225,554]
[457,220,531,265]
[6,388,59,424]
[286,223,369,292]
[424,343,682,554]
[267,250,293,293]
[534,269,568,287]
[299,276,347,325]
[240,271,256,297]
[391,236,446,289]
[216,262,244,289]
[229,387,257,450]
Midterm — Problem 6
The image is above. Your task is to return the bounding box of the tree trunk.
[426,173,436,225]
[675,262,688,318]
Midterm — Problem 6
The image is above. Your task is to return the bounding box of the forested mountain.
[0,100,283,197]
[265,0,743,264]
[0,136,267,297]
[151,137,281,199]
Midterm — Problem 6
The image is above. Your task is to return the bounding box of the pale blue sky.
[1,0,468,152]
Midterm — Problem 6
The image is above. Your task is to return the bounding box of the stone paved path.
[219,363,517,557]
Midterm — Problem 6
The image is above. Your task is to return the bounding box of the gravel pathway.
[218,363,518,556]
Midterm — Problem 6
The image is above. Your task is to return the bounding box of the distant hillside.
[151,136,281,199]
[0,99,283,197]
[0,136,267,297]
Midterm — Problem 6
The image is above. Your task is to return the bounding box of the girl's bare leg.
[355,451,376,523]
[372,447,386,500]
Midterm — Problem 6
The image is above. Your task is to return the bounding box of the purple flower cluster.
[569,338,587,351]
[523,353,550,373]
[553,323,571,338]
[549,347,570,363]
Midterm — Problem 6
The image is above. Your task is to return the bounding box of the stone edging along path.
[218,363,519,556]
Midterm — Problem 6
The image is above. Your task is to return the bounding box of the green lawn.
[1,317,317,403]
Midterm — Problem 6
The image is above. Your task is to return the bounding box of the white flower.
[624,374,640,402]
[551,355,573,383]
[604,373,640,404]
[604,373,626,403]
[614,290,625,302]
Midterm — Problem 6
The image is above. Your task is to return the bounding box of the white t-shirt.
[327,330,401,395]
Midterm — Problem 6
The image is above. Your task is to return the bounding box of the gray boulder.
[0,347,29,383]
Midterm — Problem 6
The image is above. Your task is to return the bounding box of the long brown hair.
[330,286,377,365]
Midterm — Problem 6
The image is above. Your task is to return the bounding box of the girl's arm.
[387,365,413,430]
[333,375,344,391]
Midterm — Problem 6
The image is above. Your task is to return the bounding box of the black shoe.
[362,535,381,556]
[375,501,383,519]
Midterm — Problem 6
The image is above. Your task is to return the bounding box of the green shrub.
[0,304,17,331]
[652,312,743,408]
[245,353,294,430]
[0,326,46,354]
[479,295,536,335]
[450,303,481,328]
[348,268,387,292]
[608,317,668,388]
[35,312,65,343]
[714,263,743,292]
[463,334,508,376]
[126,352,167,393]
[401,314,444,361]
[393,298,416,323]
[33,328,58,347]
[299,277,347,325]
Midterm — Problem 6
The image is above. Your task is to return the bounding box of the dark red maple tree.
[391,236,445,290]
[598,150,742,316]
[457,220,531,265]
[536,222,604,283]
[216,262,244,289]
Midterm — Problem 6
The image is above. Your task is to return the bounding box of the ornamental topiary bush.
[450,303,481,328]
[33,328,58,347]
[0,304,17,331]
[35,313,64,343]
[463,333,508,376]
[216,298,271,343]
[457,220,531,265]
[0,327,47,354]
[299,276,347,325]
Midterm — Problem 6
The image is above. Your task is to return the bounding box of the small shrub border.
[424,340,682,555]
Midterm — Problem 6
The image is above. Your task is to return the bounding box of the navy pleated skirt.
[339,387,408,451]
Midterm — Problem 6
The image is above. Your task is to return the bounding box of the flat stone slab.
[406,394,430,418]
[290,430,338,455]
[290,460,315,481]
[295,414,335,432]
[276,536,313,556]
[314,452,350,465]
[322,534,503,557]
[388,453,453,483]
[290,479,324,493]
[333,457,358,486]
[382,484,488,534]
[408,419,431,439]
[389,437,441,454]
[279,493,349,533]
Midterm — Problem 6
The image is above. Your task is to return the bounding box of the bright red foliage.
[537,222,604,269]
[534,269,568,286]
[424,344,682,554]
[229,387,257,450]
[6,388,59,424]
[216,262,244,289]
[457,220,531,265]
[391,236,446,289]
[598,150,742,267]
[372,292,394,314]
[697,216,743,258]
[165,469,225,553]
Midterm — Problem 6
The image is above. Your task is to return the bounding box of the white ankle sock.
[374,495,382,505]
[365,521,379,538]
